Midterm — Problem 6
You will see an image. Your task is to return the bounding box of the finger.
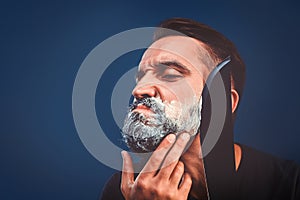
[179,173,192,197]
[159,132,190,176]
[121,151,134,195]
[169,161,185,187]
[140,134,176,176]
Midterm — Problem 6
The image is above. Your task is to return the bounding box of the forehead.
[140,36,211,76]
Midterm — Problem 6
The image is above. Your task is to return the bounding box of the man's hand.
[121,133,192,200]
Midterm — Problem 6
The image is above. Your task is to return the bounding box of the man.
[101,18,300,200]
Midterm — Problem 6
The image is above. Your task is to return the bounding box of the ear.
[231,89,239,113]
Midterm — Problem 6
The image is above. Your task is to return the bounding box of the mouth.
[132,104,154,115]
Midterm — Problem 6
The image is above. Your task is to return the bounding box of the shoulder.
[237,144,300,200]
[100,172,125,200]
[239,144,300,176]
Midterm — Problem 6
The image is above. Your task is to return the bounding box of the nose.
[132,69,161,99]
[132,83,158,99]
[132,84,158,99]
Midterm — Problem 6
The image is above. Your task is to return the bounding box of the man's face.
[122,36,214,152]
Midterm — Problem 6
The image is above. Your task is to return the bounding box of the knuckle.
[155,187,164,196]
[165,193,175,199]
[177,161,184,171]
[163,157,176,167]
[176,138,187,149]
[185,176,192,186]
[151,154,162,164]
[174,171,182,178]
[120,183,126,194]
[135,179,147,190]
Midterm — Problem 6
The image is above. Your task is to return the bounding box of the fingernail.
[181,133,190,141]
[167,134,176,143]
[121,151,126,159]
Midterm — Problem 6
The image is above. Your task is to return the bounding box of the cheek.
[161,81,200,119]
[166,80,200,104]
[164,100,181,119]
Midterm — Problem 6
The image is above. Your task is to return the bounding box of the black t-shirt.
[235,144,300,200]
[100,144,300,200]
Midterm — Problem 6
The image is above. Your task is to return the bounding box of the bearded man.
[100,18,300,200]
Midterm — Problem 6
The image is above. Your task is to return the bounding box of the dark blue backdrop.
[1,0,300,199]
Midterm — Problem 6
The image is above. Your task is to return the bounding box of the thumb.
[121,151,134,195]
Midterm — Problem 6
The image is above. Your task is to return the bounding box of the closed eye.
[161,74,183,82]
[158,67,184,82]
[136,61,190,82]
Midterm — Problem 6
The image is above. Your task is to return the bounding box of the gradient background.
[1,0,300,199]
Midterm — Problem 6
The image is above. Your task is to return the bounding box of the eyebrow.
[136,61,191,81]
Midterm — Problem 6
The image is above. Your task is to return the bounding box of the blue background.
[1,0,300,199]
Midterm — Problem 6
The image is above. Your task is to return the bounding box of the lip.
[133,104,153,115]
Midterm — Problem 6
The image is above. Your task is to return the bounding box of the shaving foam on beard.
[163,96,202,137]
[122,96,202,152]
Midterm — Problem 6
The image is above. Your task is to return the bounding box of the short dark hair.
[153,17,246,103]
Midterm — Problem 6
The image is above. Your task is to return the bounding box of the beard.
[121,97,202,153]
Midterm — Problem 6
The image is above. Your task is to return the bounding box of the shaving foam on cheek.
[181,96,202,136]
[163,100,181,120]
[162,96,203,137]
[146,96,203,135]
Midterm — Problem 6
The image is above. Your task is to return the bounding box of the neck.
[180,134,242,199]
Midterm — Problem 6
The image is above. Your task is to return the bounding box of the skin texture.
[121,36,241,200]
